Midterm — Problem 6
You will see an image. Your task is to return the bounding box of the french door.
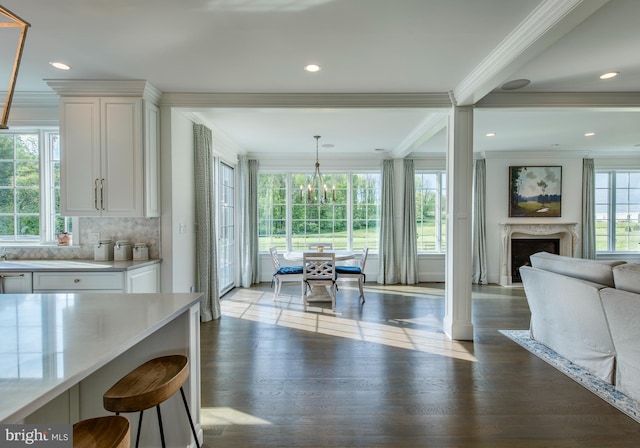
[218,162,235,294]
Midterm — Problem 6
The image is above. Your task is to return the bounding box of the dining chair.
[336,246,368,303]
[269,247,303,300]
[302,252,337,311]
[308,242,333,250]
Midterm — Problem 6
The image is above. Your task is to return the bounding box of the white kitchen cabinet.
[1,272,33,293]
[59,97,145,217]
[33,271,125,292]
[49,79,161,218]
[31,264,160,294]
[125,263,160,293]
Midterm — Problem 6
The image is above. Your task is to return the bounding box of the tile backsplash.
[2,217,160,260]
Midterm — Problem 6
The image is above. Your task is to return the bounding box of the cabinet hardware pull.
[100,178,105,210]
[94,179,99,210]
[74,278,81,283]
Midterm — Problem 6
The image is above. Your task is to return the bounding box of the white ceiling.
[2,0,640,158]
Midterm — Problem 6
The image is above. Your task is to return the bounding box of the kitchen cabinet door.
[60,97,144,217]
[1,272,33,294]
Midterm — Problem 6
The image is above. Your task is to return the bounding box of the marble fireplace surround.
[499,222,579,286]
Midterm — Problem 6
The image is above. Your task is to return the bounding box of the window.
[0,130,69,243]
[415,171,447,253]
[595,170,640,252]
[258,172,380,251]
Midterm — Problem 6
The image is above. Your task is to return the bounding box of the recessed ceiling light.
[501,79,530,90]
[485,132,496,137]
[584,132,596,137]
[50,61,70,70]
[374,148,385,152]
[322,144,334,148]
[599,71,619,80]
[304,64,320,73]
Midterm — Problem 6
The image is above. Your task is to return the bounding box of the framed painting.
[509,166,562,217]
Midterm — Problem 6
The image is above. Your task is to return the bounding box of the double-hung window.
[0,130,69,244]
[595,170,640,253]
[415,171,447,253]
[258,171,380,251]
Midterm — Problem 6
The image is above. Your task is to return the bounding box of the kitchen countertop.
[0,292,202,423]
[0,258,160,272]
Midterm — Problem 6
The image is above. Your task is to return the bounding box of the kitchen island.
[0,292,202,447]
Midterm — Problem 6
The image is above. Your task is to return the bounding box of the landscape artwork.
[509,166,562,217]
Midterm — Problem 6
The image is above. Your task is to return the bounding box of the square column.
[444,106,474,340]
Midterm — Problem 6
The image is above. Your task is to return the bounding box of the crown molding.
[159,92,452,108]
[453,0,610,106]
[44,79,162,104]
[477,92,640,108]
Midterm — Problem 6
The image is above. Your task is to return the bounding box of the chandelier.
[1,5,30,129]
[300,135,334,204]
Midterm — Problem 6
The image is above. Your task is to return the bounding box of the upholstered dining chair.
[269,246,303,300]
[302,252,337,311]
[336,246,368,303]
[308,242,333,250]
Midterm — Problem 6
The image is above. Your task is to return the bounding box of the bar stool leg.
[156,405,166,448]
[135,411,144,448]
[180,387,201,448]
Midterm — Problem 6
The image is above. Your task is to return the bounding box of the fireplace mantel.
[499,222,579,286]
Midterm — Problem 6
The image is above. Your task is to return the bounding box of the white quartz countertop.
[0,292,202,423]
[0,259,160,272]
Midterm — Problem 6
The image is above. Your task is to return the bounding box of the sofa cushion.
[613,263,640,294]
[529,251,626,287]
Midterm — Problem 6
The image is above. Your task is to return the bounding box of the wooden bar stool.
[103,355,200,448]
[73,415,130,448]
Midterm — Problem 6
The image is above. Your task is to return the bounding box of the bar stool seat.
[73,415,130,448]
[103,355,199,448]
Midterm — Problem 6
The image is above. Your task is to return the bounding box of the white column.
[443,105,474,340]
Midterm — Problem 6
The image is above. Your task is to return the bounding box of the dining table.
[283,250,356,302]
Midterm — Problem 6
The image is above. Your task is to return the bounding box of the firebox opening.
[511,238,560,283]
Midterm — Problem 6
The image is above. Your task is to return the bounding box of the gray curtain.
[378,159,398,284]
[400,159,418,284]
[238,156,259,287]
[582,158,596,259]
[472,159,488,284]
[193,124,220,321]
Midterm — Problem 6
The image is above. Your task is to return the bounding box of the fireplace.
[499,222,578,286]
[510,238,560,283]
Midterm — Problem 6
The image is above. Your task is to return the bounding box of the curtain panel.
[193,124,220,321]
[472,159,488,284]
[238,156,259,287]
[400,159,418,284]
[582,158,596,259]
[378,159,398,284]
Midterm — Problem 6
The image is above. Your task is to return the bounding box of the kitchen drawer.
[33,272,124,292]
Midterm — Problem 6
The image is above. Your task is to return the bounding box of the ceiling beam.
[453,0,611,106]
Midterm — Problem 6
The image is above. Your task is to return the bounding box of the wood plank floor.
[200,282,640,447]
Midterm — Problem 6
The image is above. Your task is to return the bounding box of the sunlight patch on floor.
[221,290,476,362]
[201,407,272,426]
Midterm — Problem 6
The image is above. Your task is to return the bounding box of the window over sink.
[0,129,72,244]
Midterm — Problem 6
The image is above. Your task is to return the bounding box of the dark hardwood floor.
[200,282,640,447]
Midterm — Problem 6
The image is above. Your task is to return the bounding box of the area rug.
[499,329,640,424]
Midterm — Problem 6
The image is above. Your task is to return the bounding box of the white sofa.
[520,252,640,401]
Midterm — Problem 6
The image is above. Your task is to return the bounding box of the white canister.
[133,243,149,261]
[114,240,132,261]
[94,240,114,261]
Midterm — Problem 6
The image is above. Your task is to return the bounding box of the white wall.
[160,108,197,293]
[484,152,584,284]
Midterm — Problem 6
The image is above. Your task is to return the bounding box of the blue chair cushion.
[276,266,303,275]
[335,266,362,275]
